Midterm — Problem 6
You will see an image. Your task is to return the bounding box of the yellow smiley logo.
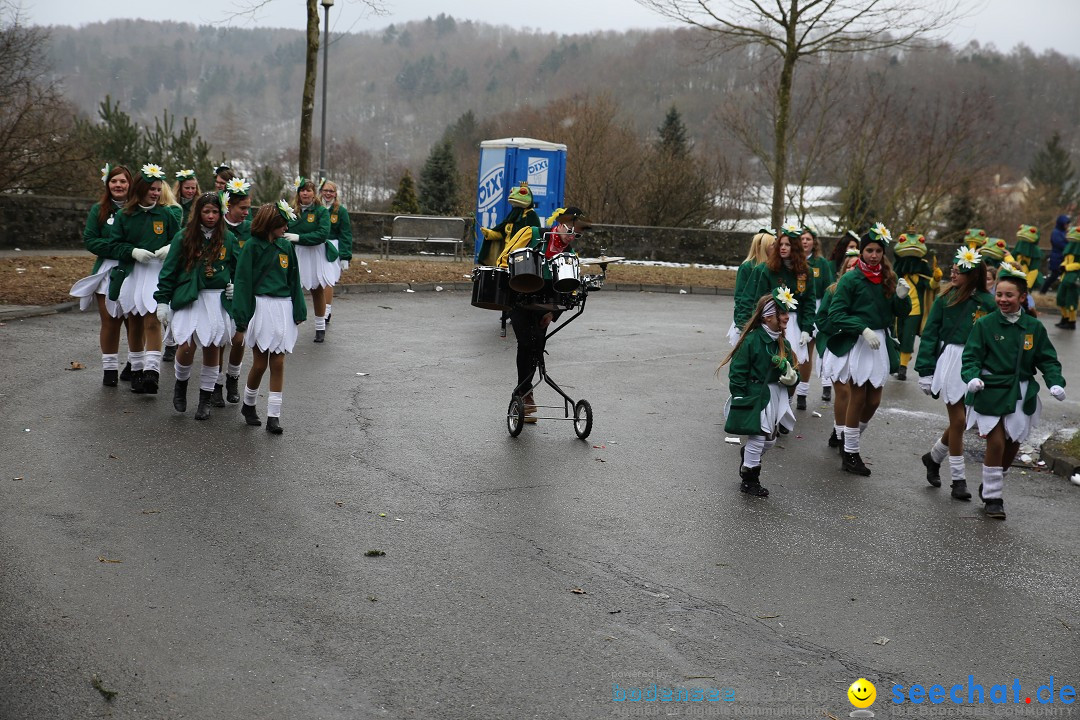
[848,678,876,709]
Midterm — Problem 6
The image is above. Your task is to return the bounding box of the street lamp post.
[318,0,334,182]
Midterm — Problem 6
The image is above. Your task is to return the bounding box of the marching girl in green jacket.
[105,162,181,394]
[1054,225,1080,329]
[289,176,334,343]
[817,249,860,450]
[728,228,774,346]
[826,223,912,475]
[69,163,138,386]
[319,179,353,326]
[719,286,801,497]
[914,247,995,501]
[173,169,200,228]
[826,230,861,280]
[233,202,307,435]
[962,265,1066,519]
[219,177,253,405]
[154,192,235,420]
[797,224,832,408]
[747,223,814,379]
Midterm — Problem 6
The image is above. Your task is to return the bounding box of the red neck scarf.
[858,259,883,284]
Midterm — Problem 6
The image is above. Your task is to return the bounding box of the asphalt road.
[2,289,1079,719]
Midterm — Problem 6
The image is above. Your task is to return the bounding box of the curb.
[1039,430,1080,479]
[0,301,78,322]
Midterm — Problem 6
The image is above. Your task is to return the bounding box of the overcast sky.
[18,0,1080,56]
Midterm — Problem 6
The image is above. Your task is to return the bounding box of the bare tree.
[636,0,970,229]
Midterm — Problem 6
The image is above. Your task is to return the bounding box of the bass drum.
[550,252,581,292]
[471,266,511,311]
[508,247,545,293]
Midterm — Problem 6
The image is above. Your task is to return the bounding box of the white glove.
[156,304,172,328]
[918,375,934,396]
[779,363,799,387]
[131,247,154,263]
[153,245,170,260]
[339,259,350,271]
[224,283,234,300]
[967,378,985,393]
[284,232,300,243]
[896,278,911,299]
[800,331,811,347]
[1050,385,1066,401]
[861,327,881,350]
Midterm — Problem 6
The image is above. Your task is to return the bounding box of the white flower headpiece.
[293,175,305,191]
[100,163,111,185]
[175,168,195,180]
[226,177,251,196]
[774,285,798,311]
[140,163,165,181]
[954,247,982,271]
[870,222,892,245]
[781,222,802,238]
[276,199,298,223]
[219,191,231,214]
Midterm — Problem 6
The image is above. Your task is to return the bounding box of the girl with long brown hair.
[746,224,814,374]
[817,249,860,451]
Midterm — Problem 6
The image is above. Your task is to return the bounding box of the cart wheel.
[573,399,593,439]
[507,396,526,437]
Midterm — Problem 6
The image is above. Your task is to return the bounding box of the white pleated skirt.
[832,329,889,388]
[245,296,298,353]
[726,321,740,347]
[171,290,234,348]
[784,311,809,364]
[931,343,968,405]
[820,348,843,384]
[69,259,122,317]
[117,259,162,316]
[761,382,797,435]
[966,380,1041,443]
[296,239,340,290]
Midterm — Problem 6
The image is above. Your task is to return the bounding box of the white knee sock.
[102,353,119,371]
[834,422,844,436]
[217,366,226,384]
[981,465,1004,499]
[199,365,218,392]
[796,381,810,397]
[267,391,282,418]
[129,350,145,371]
[930,439,949,464]
[243,386,258,407]
[844,426,861,453]
[949,456,965,482]
[744,435,766,468]
[144,350,162,372]
[315,315,326,330]
[174,361,192,382]
[763,438,776,453]
[227,362,242,378]
[325,303,332,317]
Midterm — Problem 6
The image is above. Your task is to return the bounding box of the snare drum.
[508,247,544,293]
[471,266,511,311]
[550,252,581,292]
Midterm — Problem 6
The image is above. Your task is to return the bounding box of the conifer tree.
[1029,132,1079,209]
[418,140,459,215]
[390,170,420,214]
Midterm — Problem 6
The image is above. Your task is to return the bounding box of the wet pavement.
[1,290,1078,719]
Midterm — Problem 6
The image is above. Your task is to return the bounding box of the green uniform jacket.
[724,326,795,436]
[732,260,761,329]
[961,310,1064,416]
[1055,241,1080,311]
[225,217,253,263]
[105,204,182,300]
[232,235,307,332]
[154,229,235,312]
[814,284,839,359]
[746,262,814,332]
[328,204,353,260]
[825,269,912,357]
[808,255,831,302]
[478,207,541,266]
[83,201,124,273]
[179,199,194,229]
[913,289,995,377]
[289,204,335,261]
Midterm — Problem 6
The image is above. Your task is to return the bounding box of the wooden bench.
[381,215,467,260]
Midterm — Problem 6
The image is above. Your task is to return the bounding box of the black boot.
[225,375,240,403]
[739,464,769,497]
[162,344,176,363]
[796,394,807,410]
[194,389,212,421]
[983,498,1006,519]
[141,370,159,394]
[842,451,871,476]
[172,378,188,412]
[210,383,226,408]
[897,365,907,381]
[325,311,331,325]
[119,361,132,382]
[921,452,942,487]
[103,369,118,387]
[828,428,841,449]
[951,479,972,501]
[821,386,832,402]
[130,369,145,393]
[314,329,325,343]
[241,402,262,426]
[266,416,283,435]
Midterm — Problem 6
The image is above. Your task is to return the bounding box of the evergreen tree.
[1029,131,1080,209]
[390,170,420,214]
[418,140,458,215]
[656,105,690,158]
[940,179,977,243]
[76,96,145,171]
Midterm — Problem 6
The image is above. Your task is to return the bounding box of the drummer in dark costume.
[478,182,541,336]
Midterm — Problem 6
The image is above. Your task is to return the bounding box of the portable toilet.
[474,137,567,262]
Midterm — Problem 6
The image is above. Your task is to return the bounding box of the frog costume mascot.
[1012,224,1044,291]
[478,182,541,266]
[962,227,988,251]
[892,231,939,380]
[1055,224,1080,330]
